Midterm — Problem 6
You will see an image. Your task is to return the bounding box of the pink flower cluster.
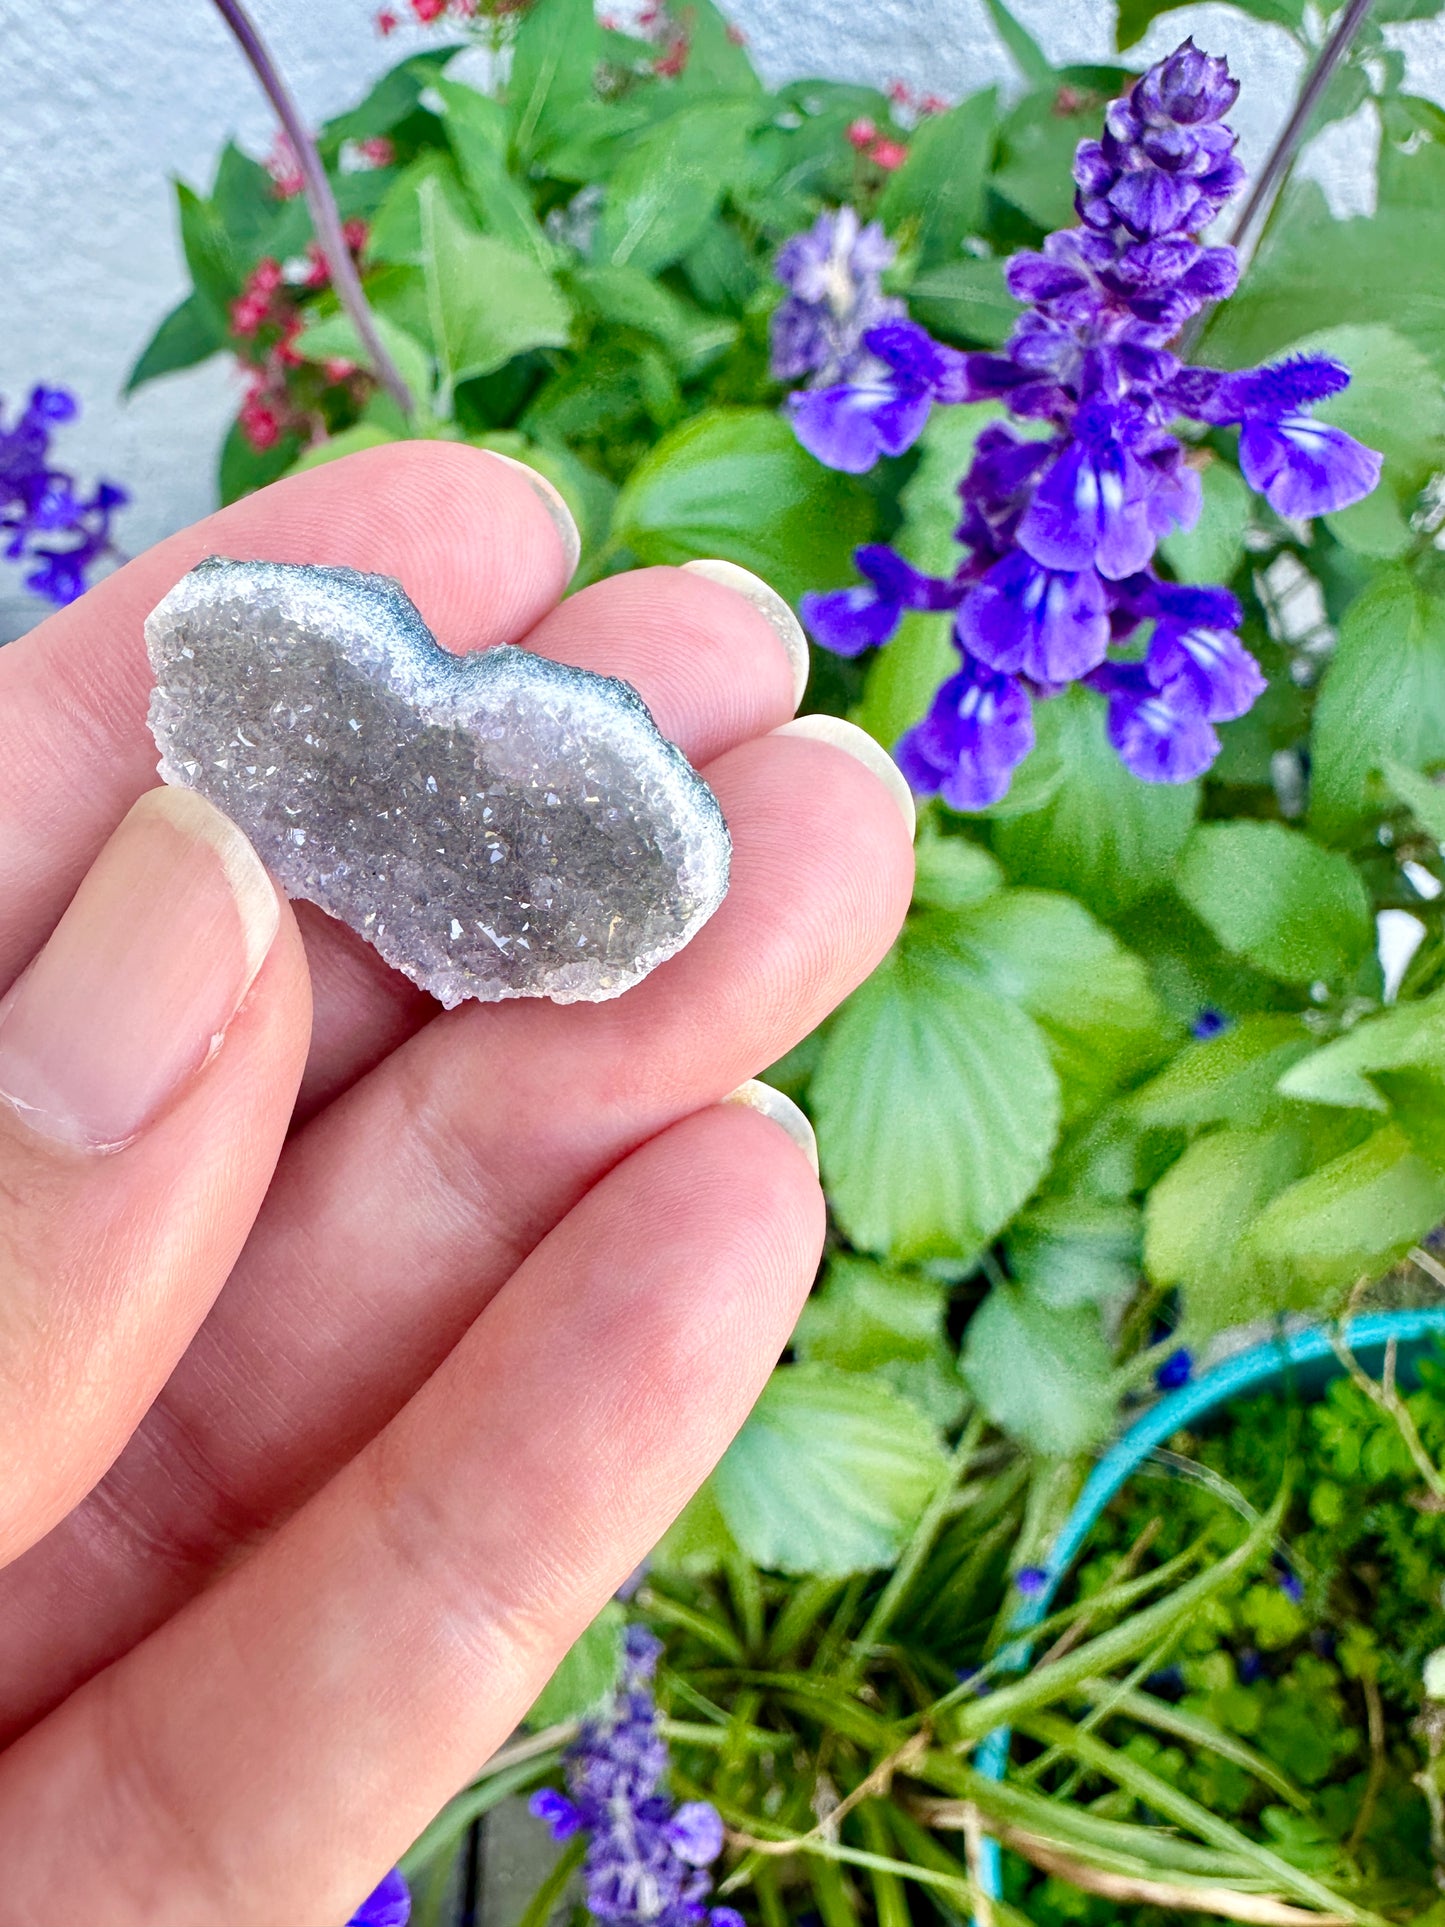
[228,223,372,451]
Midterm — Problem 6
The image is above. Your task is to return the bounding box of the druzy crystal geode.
[144,558,730,1007]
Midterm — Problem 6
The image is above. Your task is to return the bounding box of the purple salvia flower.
[788,319,970,474]
[348,1869,411,1926]
[795,39,1380,799]
[895,660,1035,810]
[800,544,960,657]
[1,385,129,607]
[529,1625,734,1927]
[1089,661,1220,782]
[771,207,904,385]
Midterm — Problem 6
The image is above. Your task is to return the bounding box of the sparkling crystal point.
[145,558,731,1007]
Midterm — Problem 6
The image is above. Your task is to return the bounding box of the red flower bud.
[846,118,878,151]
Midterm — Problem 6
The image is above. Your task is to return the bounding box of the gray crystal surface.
[144,558,731,1007]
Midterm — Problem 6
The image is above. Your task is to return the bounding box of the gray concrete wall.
[2,0,1442,612]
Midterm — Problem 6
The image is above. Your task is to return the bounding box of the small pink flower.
[239,397,281,450]
[725,21,746,43]
[324,358,359,383]
[411,0,448,19]
[265,132,304,199]
[886,79,912,107]
[846,117,878,151]
[357,136,395,168]
[918,92,948,116]
[654,34,689,76]
[376,7,400,31]
[869,137,909,171]
[342,217,370,252]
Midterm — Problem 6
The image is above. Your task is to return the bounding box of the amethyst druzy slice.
[145,558,730,1007]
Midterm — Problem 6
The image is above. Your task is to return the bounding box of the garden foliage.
[132,0,1445,1909]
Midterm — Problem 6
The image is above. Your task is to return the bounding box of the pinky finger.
[0,1103,825,1926]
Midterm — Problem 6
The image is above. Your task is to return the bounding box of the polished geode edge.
[143,557,732,1006]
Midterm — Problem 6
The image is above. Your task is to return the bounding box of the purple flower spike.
[959,550,1110,683]
[529,1624,736,1927]
[347,1869,411,1927]
[771,207,904,386]
[896,659,1035,811]
[1,385,128,606]
[710,1910,747,1927]
[777,37,1378,800]
[1091,662,1219,783]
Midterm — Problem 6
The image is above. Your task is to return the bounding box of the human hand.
[0,445,913,1923]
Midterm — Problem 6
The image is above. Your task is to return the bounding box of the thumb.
[0,787,311,1564]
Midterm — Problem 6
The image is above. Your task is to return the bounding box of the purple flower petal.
[1147,618,1265,721]
[896,660,1035,810]
[667,1803,726,1866]
[1091,665,1219,781]
[530,1788,585,1840]
[1017,436,1157,580]
[787,377,932,473]
[1238,416,1382,519]
[800,583,902,656]
[959,550,1111,683]
[347,1869,411,1927]
[1214,354,1352,420]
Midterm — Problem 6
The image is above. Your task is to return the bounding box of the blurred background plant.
[36,0,1445,1915]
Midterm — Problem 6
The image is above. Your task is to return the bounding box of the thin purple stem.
[1227,0,1374,255]
[209,0,417,421]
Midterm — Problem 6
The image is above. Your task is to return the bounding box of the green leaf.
[1248,1123,1445,1306]
[598,100,760,275]
[125,292,226,393]
[1006,1196,1142,1309]
[1132,1015,1316,1130]
[1312,571,1445,841]
[1145,1124,1315,1334]
[1199,180,1445,377]
[438,78,552,260]
[176,179,241,332]
[810,918,1060,1263]
[508,0,603,161]
[612,408,873,608]
[879,90,998,270]
[712,1364,949,1576]
[910,827,1003,911]
[1116,0,1305,46]
[419,179,571,394]
[568,264,738,373]
[1277,991,1445,1163]
[525,1601,624,1726]
[991,83,1111,234]
[1175,822,1373,986]
[906,257,1018,349]
[961,1285,1116,1455]
[1325,485,1415,560]
[217,418,301,506]
[1159,457,1250,587]
[991,687,1199,920]
[321,49,453,149]
[794,1255,966,1428]
[649,1481,740,1580]
[981,0,1053,84]
[948,889,1171,1121]
[367,152,479,267]
[210,140,285,258]
[1386,759,1445,841]
[292,310,434,409]
[288,422,402,474]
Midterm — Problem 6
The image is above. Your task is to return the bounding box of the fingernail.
[723,1079,820,1177]
[680,559,810,710]
[770,716,916,840]
[0,789,279,1153]
[484,451,582,580]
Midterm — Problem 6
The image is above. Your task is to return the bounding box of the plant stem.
[1227,0,1374,257]
[208,0,417,421]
